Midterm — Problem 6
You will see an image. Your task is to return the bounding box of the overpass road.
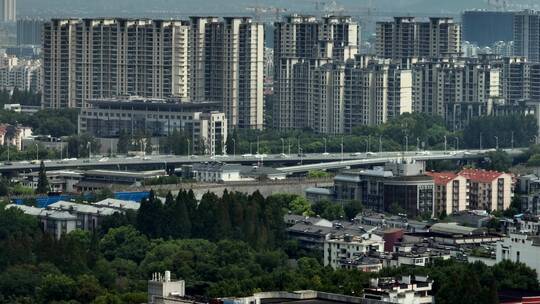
[0,148,526,175]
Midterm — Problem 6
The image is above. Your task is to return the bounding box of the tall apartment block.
[43,18,190,109]
[376,17,461,60]
[273,15,360,130]
[17,18,44,46]
[0,0,15,22]
[514,10,540,62]
[189,17,264,130]
[412,56,501,130]
[43,17,264,130]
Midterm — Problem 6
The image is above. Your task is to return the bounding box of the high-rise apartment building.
[273,15,360,130]
[189,17,264,130]
[43,17,264,130]
[17,18,43,45]
[272,55,411,134]
[43,18,190,109]
[412,56,501,130]
[514,10,540,62]
[376,17,461,60]
[0,0,15,23]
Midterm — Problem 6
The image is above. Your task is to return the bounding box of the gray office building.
[462,11,514,46]
[514,10,540,62]
[17,18,44,45]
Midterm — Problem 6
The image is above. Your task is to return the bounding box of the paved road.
[0,148,525,174]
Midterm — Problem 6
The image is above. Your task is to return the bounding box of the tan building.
[0,124,32,151]
[458,169,513,211]
[426,172,468,216]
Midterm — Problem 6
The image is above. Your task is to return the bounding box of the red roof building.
[458,169,513,211]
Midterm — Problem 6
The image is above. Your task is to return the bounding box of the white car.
[99,157,109,162]
[242,154,253,158]
[322,152,330,156]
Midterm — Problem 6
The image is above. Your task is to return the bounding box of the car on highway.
[350,152,362,156]
[279,153,288,158]
[242,154,253,158]
[3,162,12,165]
[366,152,377,156]
[322,152,330,156]
[99,157,109,162]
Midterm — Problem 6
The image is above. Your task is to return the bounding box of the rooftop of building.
[84,169,165,179]
[48,201,118,216]
[93,198,140,211]
[86,97,222,111]
[7,204,79,220]
[458,168,506,183]
[425,171,459,185]
[222,290,390,304]
[305,187,334,196]
[430,222,486,235]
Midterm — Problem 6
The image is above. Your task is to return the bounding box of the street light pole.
[405,135,409,152]
[232,138,236,157]
[379,136,382,153]
[35,143,38,161]
[444,135,447,152]
[511,131,514,149]
[495,136,499,150]
[455,137,459,151]
[280,138,285,155]
[416,137,420,151]
[187,139,190,156]
[341,136,344,162]
[324,138,327,154]
[257,136,260,155]
[480,132,483,150]
[87,141,91,159]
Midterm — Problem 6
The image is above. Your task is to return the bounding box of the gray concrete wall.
[135,178,334,199]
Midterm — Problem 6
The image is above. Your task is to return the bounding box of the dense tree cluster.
[463,115,537,150]
[135,190,286,249]
[0,108,78,138]
[0,88,41,107]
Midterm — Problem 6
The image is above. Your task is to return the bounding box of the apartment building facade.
[0,54,41,93]
[273,15,359,131]
[458,169,513,211]
[426,172,468,216]
[43,17,264,130]
[189,17,264,130]
[514,10,540,63]
[376,17,461,60]
[412,56,502,130]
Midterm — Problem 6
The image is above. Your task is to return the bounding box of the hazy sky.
[17,0,499,17]
[15,0,540,19]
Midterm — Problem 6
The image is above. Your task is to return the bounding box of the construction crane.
[487,0,509,10]
[246,6,288,23]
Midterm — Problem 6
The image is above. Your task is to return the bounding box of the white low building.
[363,275,434,304]
[323,232,384,271]
[497,233,540,280]
[7,204,78,239]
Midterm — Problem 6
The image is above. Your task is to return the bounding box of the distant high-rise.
[462,11,513,46]
[273,15,360,130]
[189,17,264,130]
[514,10,540,62]
[17,18,43,45]
[0,0,15,22]
[43,18,191,109]
[376,17,461,60]
[42,17,264,130]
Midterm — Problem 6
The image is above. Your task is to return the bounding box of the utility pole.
[444,135,447,152]
[341,136,344,162]
[480,132,483,150]
[511,131,514,149]
[379,136,382,153]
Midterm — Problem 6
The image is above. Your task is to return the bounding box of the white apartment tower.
[376,17,461,60]
[273,15,360,130]
[0,0,15,23]
[43,18,190,109]
[188,17,264,130]
[412,56,501,130]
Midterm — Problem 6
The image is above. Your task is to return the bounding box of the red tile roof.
[426,172,458,185]
[458,168,503,183]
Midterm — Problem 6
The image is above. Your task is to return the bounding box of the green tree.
[100,226,150,264]
[38,274,76,303]
[484,150,512,172]
[117,130,131,154]
[36,161,49,194]
[289,197,312,216]
[343,200,363,220]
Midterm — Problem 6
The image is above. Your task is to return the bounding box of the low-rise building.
[93,198,140,211]
[426,172,468,216]
[334,160,434,217]
[404,222,503,246]
[458,169,512,211]
[190,163,287,183]
[148,271,187,304]
[0,123,33,151]
[323,232,385,271]
[47,201,118,232]
[363,276,434,304]
[76,169,166,192]
[7,204,78,239]
[21,170,84,193]
[221,290,391,304]
[497,233,540,280]
[78,98,227,156]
